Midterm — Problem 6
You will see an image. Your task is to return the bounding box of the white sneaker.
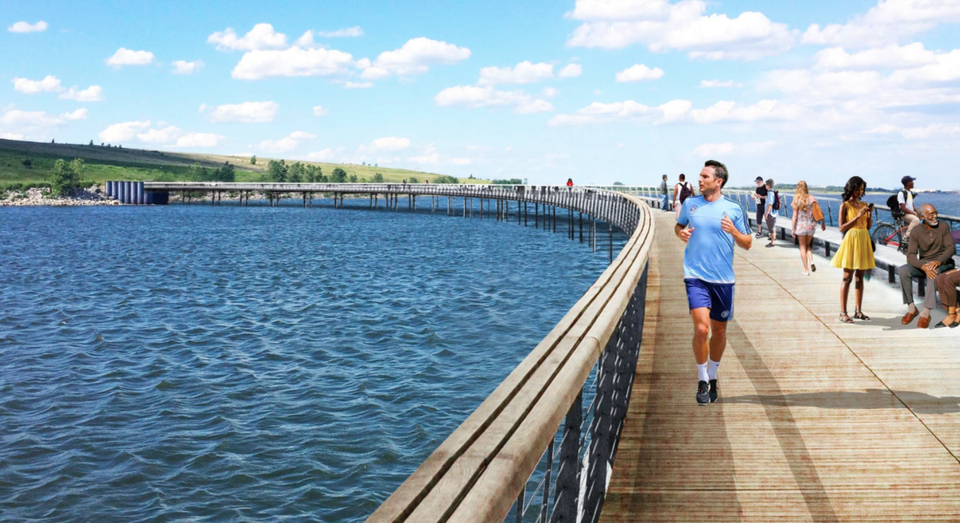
[801,271,810,276]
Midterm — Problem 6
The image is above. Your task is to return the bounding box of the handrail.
[592,185,960,229]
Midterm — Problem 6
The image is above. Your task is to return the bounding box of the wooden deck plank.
[601,211,960,522]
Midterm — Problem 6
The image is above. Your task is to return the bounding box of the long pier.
[112,182,958,520]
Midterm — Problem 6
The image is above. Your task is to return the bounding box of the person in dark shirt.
[752,176,767,237]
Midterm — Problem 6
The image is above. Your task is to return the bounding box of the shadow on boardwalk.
[724,389,960,414]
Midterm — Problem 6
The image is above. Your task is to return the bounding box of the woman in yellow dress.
[831,176,876,323]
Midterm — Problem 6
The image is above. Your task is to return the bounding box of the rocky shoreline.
[0,185,119,206]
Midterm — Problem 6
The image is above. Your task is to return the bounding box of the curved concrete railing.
[144,182,656,522]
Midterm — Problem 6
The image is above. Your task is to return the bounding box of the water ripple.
[0,203,624,522]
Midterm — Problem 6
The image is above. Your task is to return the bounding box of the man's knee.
[898,264,913,280]
[710,321,727,338]
[694,322,710,339]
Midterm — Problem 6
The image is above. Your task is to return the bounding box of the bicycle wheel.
[872,224,897,248]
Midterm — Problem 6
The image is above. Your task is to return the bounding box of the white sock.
[708,359,720,381]
[697,362,709,382]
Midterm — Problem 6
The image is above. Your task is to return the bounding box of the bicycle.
[871,211,909,254]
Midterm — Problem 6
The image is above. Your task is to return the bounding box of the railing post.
[551,391,581,523]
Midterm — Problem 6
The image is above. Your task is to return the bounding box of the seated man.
[900,204,957,328]
[936,268,960,328]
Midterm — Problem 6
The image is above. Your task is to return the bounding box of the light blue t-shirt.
[766,189,781,216]
[677,195,751,284]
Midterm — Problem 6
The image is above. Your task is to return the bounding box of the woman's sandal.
[854,310,871,321]
[936,316,959,329]
[839,312,854,324]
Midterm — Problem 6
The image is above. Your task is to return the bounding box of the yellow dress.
[831,201,876,270]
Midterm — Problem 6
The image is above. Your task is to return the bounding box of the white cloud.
[408,153,439,164]
[452,158,473,165]
[889,49,960,85]
[693,141,776,157]
[8,21,48,33]
[359,137,411,152]
[900,124,960,139]
[548,98,798,126]
[303,148,335,161]
[59,85,103,102]
[208,23,288,51]
[1,133,25,140]
[60,108,88,121]
[542,87,559,98]
[208,101,279,123]
[615,64,664,82]
[802,0,960,48]
[700,79,742,88]
[566,0,794,60]
[435,85,554,114]
[313,105,328,116]
[102,121,224,148]
[870,124,960,140]
[172,60,204,75]
[318,26,364,38]
[258,131,317,152]
[0,108,66,136]
[690,99,801,123]
[479,61,554,85]
[177,133,225,148]
[12,75,63,94]
[814,43,936,70]
[106,48,155,67]
[99,120,151,142]
[137,126,182,144]
[342,81,374,89]
[558,64,583,77]
[232,46,356,80]
[361,37,470,79]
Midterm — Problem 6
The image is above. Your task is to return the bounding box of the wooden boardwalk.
[602,211,960,522]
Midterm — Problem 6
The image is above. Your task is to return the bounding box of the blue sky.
[2,0,960,189]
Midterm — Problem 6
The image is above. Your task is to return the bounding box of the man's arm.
[675,222,693,243]
[722,215,752,250]
[906,232,923,269]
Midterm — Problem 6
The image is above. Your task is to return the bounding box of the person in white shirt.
[898,176,920,240]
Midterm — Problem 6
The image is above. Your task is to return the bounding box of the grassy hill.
[0,138,488,189]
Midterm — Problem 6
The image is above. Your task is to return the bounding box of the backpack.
[679,182,693,202]
[886,189,907,219]
[771,190,781,211]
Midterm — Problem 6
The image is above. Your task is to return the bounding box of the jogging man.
[676,160,753,405]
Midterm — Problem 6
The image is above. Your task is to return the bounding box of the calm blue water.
[0,201,621,522]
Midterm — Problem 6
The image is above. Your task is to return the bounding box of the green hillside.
[0,138,488,189]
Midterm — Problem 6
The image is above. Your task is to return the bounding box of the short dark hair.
[679,173,685,181]
[662,174,667,179]
[765,178,774,188]
[704,160,728,187]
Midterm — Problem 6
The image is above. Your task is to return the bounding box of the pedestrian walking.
[660,174,670,212]
[791,181,826,275]
[763,179,780,247]
[752,176,767,237]
[830,176,876,324]
[673,173,694,221]
[675,160,752,405]
[566,178,574,187]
